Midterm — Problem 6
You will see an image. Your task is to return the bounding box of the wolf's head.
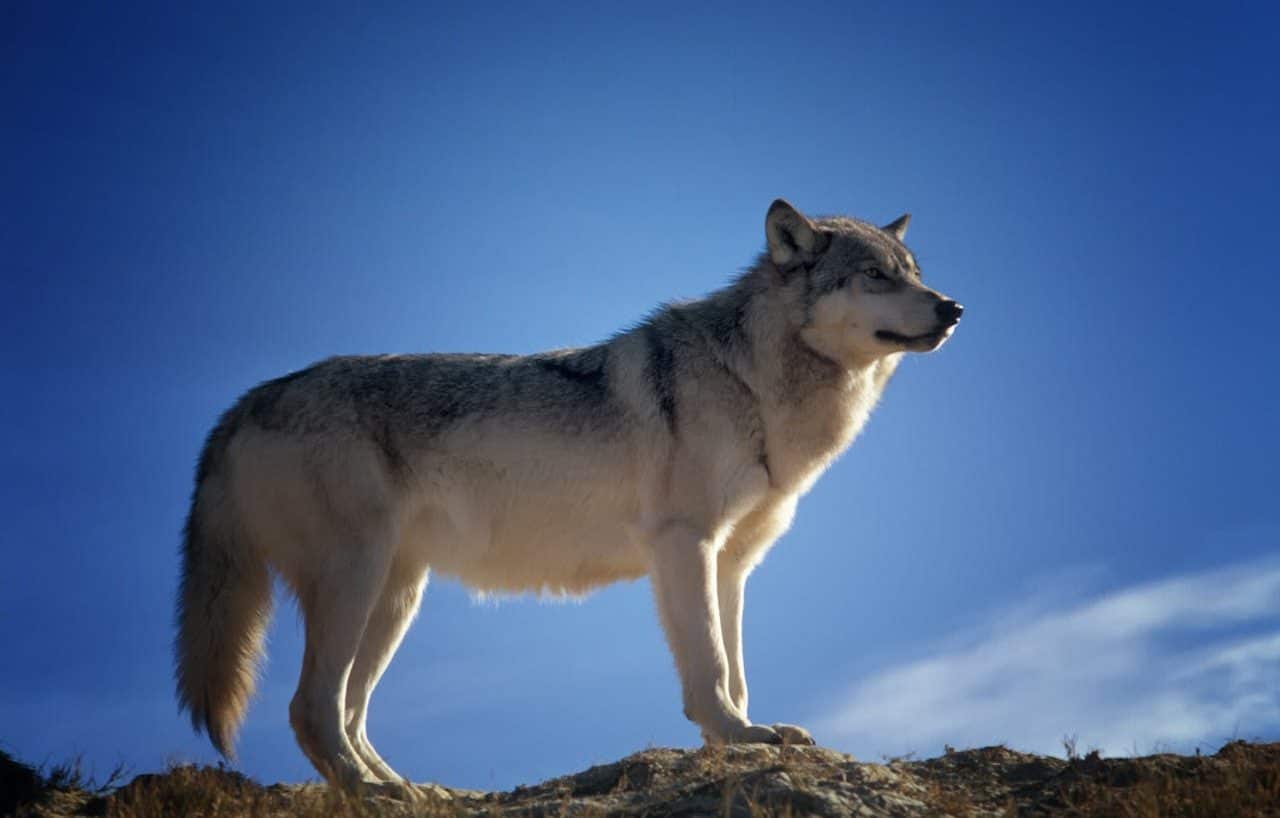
[765,199,962,366]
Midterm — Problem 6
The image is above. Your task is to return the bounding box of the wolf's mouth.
[875,329,945,345]
[874,325,956,352]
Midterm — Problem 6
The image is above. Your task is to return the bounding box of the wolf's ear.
[883,213,911,241]
[766,199,828,268]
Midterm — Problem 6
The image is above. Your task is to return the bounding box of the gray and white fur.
[175,199,962,795]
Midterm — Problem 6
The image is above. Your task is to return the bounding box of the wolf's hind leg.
[289,541,393,790]
[344,566,428,783]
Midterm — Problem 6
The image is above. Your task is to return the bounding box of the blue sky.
[3,0,1278,792]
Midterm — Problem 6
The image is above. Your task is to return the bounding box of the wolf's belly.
[400,463,650,595]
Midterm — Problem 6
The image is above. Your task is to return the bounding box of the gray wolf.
[175,199,963,794]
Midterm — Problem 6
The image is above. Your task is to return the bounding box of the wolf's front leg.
[647,522,778,744]
[716,554,750,717]
[715,552,816,747]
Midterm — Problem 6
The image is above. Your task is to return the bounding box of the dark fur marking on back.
[671,305,770,481]
[699,296,750,354]
[535,347,609,393]
[244,367,312,430]
[347,360,420,477]
[644,323,677,434]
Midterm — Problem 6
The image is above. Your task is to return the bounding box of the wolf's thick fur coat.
[175,199,961,793]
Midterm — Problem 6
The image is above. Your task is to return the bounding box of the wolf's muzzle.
[936,300,964,326]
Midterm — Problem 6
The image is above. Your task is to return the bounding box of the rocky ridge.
[4,740,1278,817]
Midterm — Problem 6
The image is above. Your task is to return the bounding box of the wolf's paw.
[414,782,454,802]
[770,723,816,746]
[356,779,427,803]
[724,723,783,744]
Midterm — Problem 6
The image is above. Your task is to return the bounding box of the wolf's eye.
[863,267,886,280]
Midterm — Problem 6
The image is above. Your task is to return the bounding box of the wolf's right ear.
[766,199,827,269]
[883,213,911,241]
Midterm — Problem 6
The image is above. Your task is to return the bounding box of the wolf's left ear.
[766,199,829,269]
[883,213,911,241]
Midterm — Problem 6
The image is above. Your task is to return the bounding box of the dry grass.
[2,753,460,818]
[922,780,984,817]
[1052,742,1280,818]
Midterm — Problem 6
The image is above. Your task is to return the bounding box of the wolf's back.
[174,401,273,759]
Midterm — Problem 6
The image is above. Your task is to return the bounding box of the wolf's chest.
[763,377,881,494]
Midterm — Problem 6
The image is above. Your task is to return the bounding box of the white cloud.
[815,559,1280,758]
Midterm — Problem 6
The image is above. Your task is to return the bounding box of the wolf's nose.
[936,300,964,324]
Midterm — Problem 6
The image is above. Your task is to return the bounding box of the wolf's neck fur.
[690,262,900,493]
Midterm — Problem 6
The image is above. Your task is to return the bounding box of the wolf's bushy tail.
[174,414,273,759]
